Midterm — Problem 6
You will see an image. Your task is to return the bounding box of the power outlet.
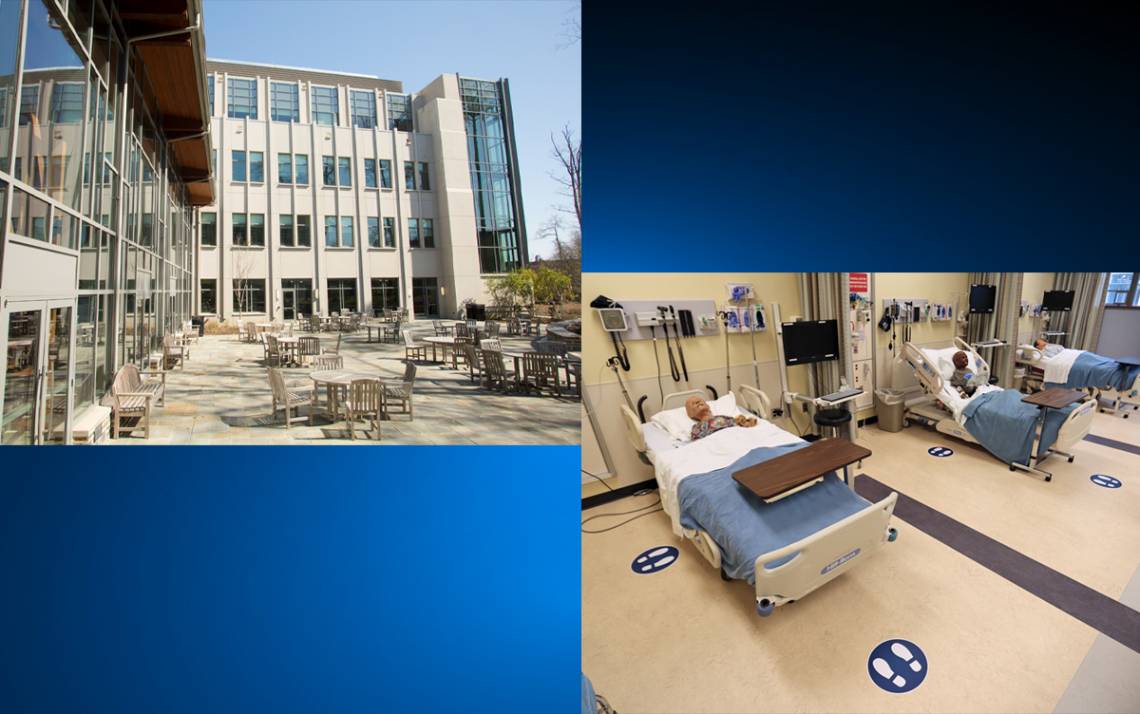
[771,408,783,418]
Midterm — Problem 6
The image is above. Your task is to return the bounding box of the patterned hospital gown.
[690,415,737,441]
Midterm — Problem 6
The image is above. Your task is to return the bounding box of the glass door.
[1,300,74,444]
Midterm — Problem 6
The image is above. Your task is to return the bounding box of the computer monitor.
[782,319,840,365]
[969,284,997,314]
[1041,290,1074,312]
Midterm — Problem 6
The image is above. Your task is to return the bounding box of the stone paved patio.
[112,323,579,445]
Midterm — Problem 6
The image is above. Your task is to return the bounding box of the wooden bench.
[108,363,166,439]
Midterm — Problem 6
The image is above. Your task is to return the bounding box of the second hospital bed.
[619,389,898,617]
[903,338,1096,480]
[1014,344,1140,417]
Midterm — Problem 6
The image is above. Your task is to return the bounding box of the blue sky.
[203,0,581,260]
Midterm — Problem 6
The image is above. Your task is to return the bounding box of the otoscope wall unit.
[608,299,720,342]
[881,298,930,324]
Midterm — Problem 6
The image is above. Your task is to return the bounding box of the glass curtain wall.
[0,0,199,441]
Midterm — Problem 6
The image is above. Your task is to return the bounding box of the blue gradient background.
[584,2,1139,271]
[0,447,579,713]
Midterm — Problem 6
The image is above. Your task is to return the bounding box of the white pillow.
[709,391,738,416]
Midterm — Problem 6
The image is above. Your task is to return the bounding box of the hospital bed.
[1014,344,1140,417]
[619,388,898,617]
[903,338,1095,480]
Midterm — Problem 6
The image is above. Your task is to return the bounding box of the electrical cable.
[650,325,664,404]
[581,498,663,534]
[581,468,614,491]
[659,307,681,382]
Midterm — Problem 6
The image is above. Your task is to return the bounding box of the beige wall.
[1019,272,1055,344]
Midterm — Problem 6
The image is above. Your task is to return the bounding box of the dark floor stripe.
[1084,433,1140,456]
[856,474,1140,655]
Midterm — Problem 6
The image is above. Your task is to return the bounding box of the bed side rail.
[752,492,898,609]
[1054,398,1096,452]
[903,342,944,396]
[661,388,714,412]
[620,404,647,454]
[737,385,772,421]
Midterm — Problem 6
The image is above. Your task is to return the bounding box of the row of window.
[200,212,431,249]
[228,151,426,190]
[200,277,438,316]
[211,75,413,131]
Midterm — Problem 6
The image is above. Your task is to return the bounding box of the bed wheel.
[887,527,898,542]
[1010,465,1016,472]
[720,568,731,581]
[1045,475,1053,482]
[1068,455,1074,463]
[756,599,775,617]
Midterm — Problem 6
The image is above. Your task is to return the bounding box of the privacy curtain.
[797,272,852,397]
[1051,273,1108,351]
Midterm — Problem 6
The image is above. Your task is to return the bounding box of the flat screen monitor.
[1041,290,1074,312]
[782,319,840,365]
[969,284,997,314]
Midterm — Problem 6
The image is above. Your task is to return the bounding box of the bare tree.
[550,124,582,230]
[558,2,581,48]
[231,251,254,319]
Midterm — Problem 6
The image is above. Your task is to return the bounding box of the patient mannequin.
[1034,338,1064,358]
[949,351,977,398]
[685,395,757,441]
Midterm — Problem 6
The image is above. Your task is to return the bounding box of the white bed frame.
[903,338,1096,481]
[619,388,898,617]
[1014,345,1139,419]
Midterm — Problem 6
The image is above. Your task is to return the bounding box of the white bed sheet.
[916,345,1001,422]
[646,417,804,537]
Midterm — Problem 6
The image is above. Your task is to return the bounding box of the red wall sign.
[850,272,869,294]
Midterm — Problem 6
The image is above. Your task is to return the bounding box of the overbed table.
[732,438,872,501]
[1021,387,1085,467]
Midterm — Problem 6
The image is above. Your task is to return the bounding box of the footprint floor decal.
[868,639,927,693]
[630,546,679,574]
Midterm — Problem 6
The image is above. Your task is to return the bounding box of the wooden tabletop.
[732,438,871,500]
[309,370,381,385]
[1021,387,1085,409]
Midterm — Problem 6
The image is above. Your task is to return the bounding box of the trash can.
[874,388,907,432]
[465,303,486,321]
[191,315,205,337]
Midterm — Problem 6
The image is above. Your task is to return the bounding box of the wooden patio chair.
[480,337,502,352]
[345,378,383,440]
[299,336,321,366]
[403,329,428,361]
[237,321,249,342]
[322,333,341,355]
[484,320,501,338]
[162,334,186,370]
[311,354,343,371]
[523,352,563,397]
[479,348,515,392]
[267,367,313,428]
[109,364,165,438]
[459,342,481,383]
[454,322,470,338]
[309,314,322,333]
[181,320,199,345]
[265,334,282,366]
[383,362,417,419]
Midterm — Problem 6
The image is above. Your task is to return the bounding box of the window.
[404,161,415,190]
[412,277,439,317]
[270,81,300,122]
[379,159,392,188]
[19,85,39,126]
[232,213,247,245]
[277,153,292,183]
[227,77,258,119]
[50,82,84,123]
[295,154,309,185]
[322,155,335,186]
[418,162,431,191]
[279,214,294,246]
[249,214,265,246]
[207,74,214,114]
[232,150,246,181]
[233,279,267,313]
[338,157,352,186]
[387,93,412,131]
[201,279,217,313]
[311,86,339,126]
[296,215,311,247]
[350,89,377,128]
[367,217,380,247]
[327,278,358,314]
[1106,273,1140,307]
[200,212,216,247]
[249,151,264,183]
[340,216,354,247]
[324,216,337,247]
[364,159,377,188]
[408,218,419,248]
[421,218,434,248]
[371,278,400,313]
[383,217,395,247]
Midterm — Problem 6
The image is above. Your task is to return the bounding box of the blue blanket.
[677,443,871,584]
[962,389,1074,466]
[1048,352,1140,392]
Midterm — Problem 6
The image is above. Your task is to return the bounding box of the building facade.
[0,0,213,444]
[197,61,528,322]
